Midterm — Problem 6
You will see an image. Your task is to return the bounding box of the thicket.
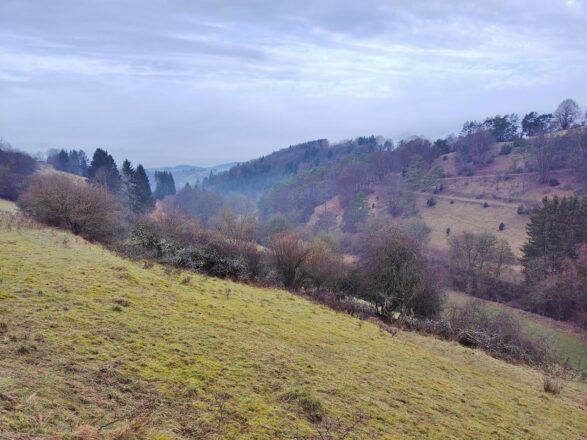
[0,144,37,201]
[18,174,124,242]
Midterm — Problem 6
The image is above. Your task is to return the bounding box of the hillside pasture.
[1,210,586,438]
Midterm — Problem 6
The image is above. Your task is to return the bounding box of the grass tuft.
[280,387,325,422]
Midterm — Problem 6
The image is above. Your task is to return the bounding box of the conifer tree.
[131,164,155,213]
[88,148,121,194]
[154,171,176,200]
[121,159,136,209]
[522,196,587,282]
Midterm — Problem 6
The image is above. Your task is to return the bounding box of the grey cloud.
[0,0,585,167]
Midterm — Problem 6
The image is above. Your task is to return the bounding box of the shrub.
[269,233,311,289]
[442,155,448,161]
[499,222,505,231]
[0,146,37,200]
[126,212,261,281]
[304,240,346,291]
[426,197,437,207]
[450,200,454,204]
[483,202,489,208]
[358,223,443,321]
[543,374,563,395]
[548,178,560,187]
[517,204,527,215]
[18,174,123,242]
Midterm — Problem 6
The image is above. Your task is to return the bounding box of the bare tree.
[303,239,345,290]
[359,223,442,321]
[212,208,258,243]
[554,99,581,130]
[269,233,312,289]
[524,134,555,183]
[448,231,515,295]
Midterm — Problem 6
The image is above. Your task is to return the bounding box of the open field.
[415,192,530,257]
[0,199,17,213]
[1,208,587,438]
[446,290,587,373]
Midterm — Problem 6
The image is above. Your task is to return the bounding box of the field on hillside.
[1,210,587,438]
[0,199,16,213]
[446,291,587,373]
[415,193,529,258]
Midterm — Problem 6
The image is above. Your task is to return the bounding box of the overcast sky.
[1,0,586,167]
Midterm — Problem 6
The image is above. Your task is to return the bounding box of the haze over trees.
[47,149,88,176]
[154,170,176,200]
[0,140,37,201]
[88,148,122,194]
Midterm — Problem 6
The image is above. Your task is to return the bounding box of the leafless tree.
[524,134,556,183]
[359,223,442,321]
[554,98,581,130]
[269,233,312,289]
[448,231,514,295]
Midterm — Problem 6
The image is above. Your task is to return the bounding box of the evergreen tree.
[88,148,121,194]
[78,151,89,177]
[121,159,136,209]
[57,150,69,171]
[154,171,176,200]
[131,164,155,214]
[522,196,587,282]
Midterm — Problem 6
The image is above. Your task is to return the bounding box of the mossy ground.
[0,204,586,439]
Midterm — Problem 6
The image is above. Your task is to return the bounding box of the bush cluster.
[405,301,548,365]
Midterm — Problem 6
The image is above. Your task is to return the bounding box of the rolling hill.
[1,201,586,439]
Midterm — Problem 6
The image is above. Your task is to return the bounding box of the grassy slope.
[0,199,17,213]
[0,212,586,438]
[446,291,587,373]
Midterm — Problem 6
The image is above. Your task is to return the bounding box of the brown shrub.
[18,174,124,242]
[269,233,311,289]
[543,374,563,395]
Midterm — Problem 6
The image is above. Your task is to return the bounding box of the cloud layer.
[1,0,586,166]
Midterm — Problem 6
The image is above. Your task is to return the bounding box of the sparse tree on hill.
[554,99,581,130]
[523,134,556,183]
[455,129,495,172]
[521,112,553,137]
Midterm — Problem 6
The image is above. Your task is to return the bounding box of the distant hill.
[203,137,386,196]
[147,162,236,189]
